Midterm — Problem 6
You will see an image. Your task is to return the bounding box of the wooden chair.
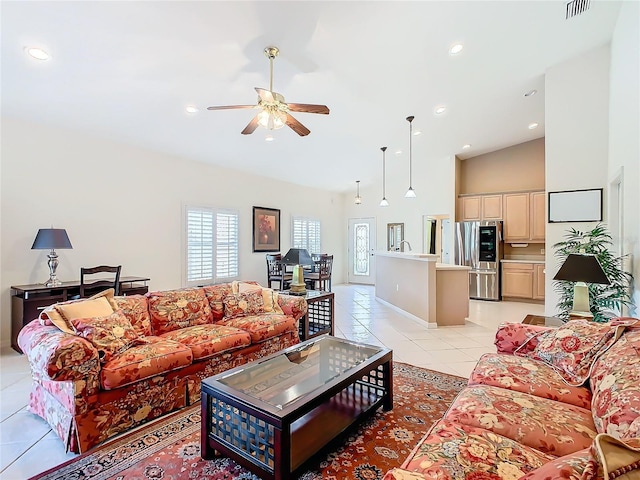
[266,254,292,291]
[305,254,333,292]
[80,265,122,297]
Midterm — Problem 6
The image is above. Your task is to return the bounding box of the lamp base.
[571,283,590,316]
[44,249,62,287]
[289,282,307,295]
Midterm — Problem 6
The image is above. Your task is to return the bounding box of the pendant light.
[405,115,417,198]
[379,147,389,207]
[355,180,362,205]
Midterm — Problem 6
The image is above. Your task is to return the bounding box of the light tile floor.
[0,284,543,479]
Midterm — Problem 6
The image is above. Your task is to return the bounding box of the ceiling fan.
[207,46,329,137]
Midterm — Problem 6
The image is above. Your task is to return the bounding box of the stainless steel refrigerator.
[454,221,503,301]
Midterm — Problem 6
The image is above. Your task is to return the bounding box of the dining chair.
[266,254,292,291]
[79,265,122,297]
[305,254,333,292]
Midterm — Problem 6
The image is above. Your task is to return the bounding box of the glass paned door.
[348,217,375,285]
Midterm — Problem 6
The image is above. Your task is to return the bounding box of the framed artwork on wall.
[252,206,281,252]
[548,188,603,223]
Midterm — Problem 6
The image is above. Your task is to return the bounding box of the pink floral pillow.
[223,291,265,319]
[515,319,633,386]
[72,310,141,363]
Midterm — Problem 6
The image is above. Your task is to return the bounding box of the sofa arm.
[18,319,100,382]
[494,322,551,354]
[277,293,307,321]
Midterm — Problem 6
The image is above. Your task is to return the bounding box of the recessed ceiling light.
[395,150,402,155]
[185,105,199,114]
[462,144,471,150]
[528,122,539,130]
[434,106,446,115]
[413,131,422,136]
[265,135,274,142]
[524,89,538,97]
[449,43,464,55]
[25,46,50,61]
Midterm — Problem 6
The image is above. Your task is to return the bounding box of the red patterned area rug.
[31,363,466,480]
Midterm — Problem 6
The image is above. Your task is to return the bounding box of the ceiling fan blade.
[207,105,256,111]
[241,115,260,135]
[285,113,310,136]
[255,87,275,103]
[287,103,330,115]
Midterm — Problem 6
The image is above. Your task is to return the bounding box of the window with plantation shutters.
[215,211,239,279]
[185,206,239,286]
[292,217,321,254]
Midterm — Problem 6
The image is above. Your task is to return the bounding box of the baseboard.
[374,297,438,328]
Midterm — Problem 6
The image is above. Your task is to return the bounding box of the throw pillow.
[40,289,118,334]
[72,309,140,363]
[235,281,284,314]
[515,319,631,386]
[583,434,640,480]
[223,291,265,319]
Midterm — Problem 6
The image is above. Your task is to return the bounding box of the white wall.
[544,45,612,315]
[0,118,345,347]
[608,0,640,316]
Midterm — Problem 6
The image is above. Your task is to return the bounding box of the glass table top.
[216,336,384,409]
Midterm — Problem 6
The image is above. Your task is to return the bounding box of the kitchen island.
[375,252,470,327]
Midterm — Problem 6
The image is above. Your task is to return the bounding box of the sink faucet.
[399,240,412,251]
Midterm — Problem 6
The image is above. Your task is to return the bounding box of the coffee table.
[201,335,393,480]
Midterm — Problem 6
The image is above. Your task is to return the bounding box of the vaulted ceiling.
[1,1,622,192]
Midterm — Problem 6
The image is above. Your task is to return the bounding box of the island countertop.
[376,251,438,261]
[436,263,471,271]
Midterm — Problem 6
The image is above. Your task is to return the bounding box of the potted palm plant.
[553,223,633,322]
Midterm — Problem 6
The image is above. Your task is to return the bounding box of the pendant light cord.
[381,147,387,197]
[407,116,414,188]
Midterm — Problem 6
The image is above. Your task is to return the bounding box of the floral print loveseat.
[17,282,306,453]
[384,318,640,480]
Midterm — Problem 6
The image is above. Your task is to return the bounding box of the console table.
[10,276,150,352]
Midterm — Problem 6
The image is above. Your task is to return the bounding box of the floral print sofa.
[17,282,306,453]
[384,319,640,480]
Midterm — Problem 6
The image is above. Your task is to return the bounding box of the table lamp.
[281,248,315,295]
[553,253,610,316]
[32,228,73,287]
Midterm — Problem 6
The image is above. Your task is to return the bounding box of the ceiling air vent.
[566,0,591,19]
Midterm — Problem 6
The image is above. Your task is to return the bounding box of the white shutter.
[292,217,321,253]
[185,206,239,286]
[215,210,239,279]
[186,207,214,284]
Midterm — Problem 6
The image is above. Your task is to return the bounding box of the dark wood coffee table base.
[201,339,393,480]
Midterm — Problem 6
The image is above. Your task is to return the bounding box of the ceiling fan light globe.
[257,110,270,128]
[258,109,285,130]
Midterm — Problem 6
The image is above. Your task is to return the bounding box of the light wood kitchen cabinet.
[530,191,546,241]
[502,262,534,298]
[533,264,545,300]
[482,194,503,220]
[502,262,545,300]
[459,194,503,221]
[503,193,530,242]
[460,196,481,221]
